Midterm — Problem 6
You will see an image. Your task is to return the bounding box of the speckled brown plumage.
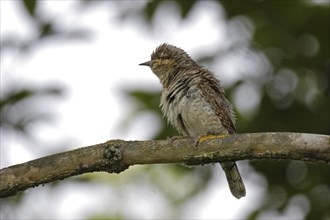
[140,43,246,199]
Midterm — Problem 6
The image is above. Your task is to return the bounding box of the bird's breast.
[161,86,228,137]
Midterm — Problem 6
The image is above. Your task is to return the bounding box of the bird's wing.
[197,76,236,134]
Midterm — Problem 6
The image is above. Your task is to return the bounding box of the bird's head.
[140,43,196,86]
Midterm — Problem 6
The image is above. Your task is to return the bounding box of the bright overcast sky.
[0,1,278,219]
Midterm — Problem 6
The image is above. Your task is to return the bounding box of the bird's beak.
[139,60,152,67]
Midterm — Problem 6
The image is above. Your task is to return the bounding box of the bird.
[139,43,246,199]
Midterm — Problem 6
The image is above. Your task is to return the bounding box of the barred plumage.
[140,43,246,199]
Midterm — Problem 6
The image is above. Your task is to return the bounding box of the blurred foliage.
[0,86,63,136]
[1,0,90,52]
[125,90,177,139]
[143,0,197,19]
[1,0,329,219]
[0,0,90,139]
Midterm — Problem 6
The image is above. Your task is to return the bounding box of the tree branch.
[1,132,329,198]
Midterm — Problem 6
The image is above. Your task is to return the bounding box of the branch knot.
[103,142,129,174]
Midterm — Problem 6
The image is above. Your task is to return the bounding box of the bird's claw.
[194,134,229,147]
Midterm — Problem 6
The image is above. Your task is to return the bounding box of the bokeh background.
[1,0,329,219]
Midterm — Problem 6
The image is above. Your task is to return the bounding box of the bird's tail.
[220,162,246,199]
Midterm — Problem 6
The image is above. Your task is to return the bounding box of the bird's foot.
[194,134,229,147]
[198,134,228,143]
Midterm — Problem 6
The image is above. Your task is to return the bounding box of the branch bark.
[1,132,329,198]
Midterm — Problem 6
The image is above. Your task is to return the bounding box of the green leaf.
[22,0,37,17]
